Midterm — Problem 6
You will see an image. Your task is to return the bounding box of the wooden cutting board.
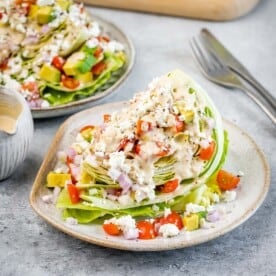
[80,0,260,21]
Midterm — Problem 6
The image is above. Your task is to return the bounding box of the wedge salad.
[44,70,241,240]
[0,0,126,108]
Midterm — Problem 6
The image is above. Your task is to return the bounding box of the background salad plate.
[31,15,134,119]
[29,102,270,251]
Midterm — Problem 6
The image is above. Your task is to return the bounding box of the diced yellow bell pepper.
[28,5,39,19]
[80,170,94,184]
[183,214,199,231]
[46,172,71,187]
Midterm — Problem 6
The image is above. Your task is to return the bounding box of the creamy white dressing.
[85,70,215,202]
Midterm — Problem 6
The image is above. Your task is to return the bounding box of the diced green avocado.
[56,0,72,10]
[76,72,93,83]
[39,64,61,83]
[37,6,53,25]
[63,52,97,76]
[174,133,189,143]
[59,29,89,57]
[183,214,199,231]
[183,110,194,123]
[175,101,194,123]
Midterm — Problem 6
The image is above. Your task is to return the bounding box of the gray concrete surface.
[1,1,276,275]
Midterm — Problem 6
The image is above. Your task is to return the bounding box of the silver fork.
[190,37,276,124]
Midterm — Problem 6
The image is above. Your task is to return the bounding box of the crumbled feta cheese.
[42,194,53,204]
[159,223,180,238]
[118,194,134,206]
[223,190,237,202]
[133,183,155,202]
[87,22,100,37]
[185,203,205,215]
[104,215,138,239]
[86,38,99,48]
[41,100,50,108]
[37,0,54,6]
[164,207,172,218]
[211,193,220,203]
[116,215,137,232]
[238,170,244,177]
[152,205,160,212]
[89,188,98,195]
[103,41,124,53]
[2,75,21,91]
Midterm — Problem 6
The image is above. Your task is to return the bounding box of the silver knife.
[200,28,276,110]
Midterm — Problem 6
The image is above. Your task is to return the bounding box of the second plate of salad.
[30,70,270,251]
[0,0,134,118]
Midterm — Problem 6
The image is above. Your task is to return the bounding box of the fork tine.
[190,37,209,73]
[198,35,225,69]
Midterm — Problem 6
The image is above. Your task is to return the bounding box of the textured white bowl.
[0,87,34,181]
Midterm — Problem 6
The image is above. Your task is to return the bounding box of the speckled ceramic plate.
[31,15,134,119]
[29,102,270,251]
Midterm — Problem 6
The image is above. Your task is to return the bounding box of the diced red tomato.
[160,179,179,193]
[21,81,39,93]
[217,170,240,191]
[80,125,95,133]
[52,56,65,71]
[0,13,3,20]
[103,114,111,123]
[175,116,185,132]
[66,154,77,184]
[61,75,80,89]
[136,120,152,136]
[117,137,130,151]
[199,141,216,161]
[0,58,9,71]
[92,61,107,76]
[136,221,156,240]
[97,36,110,43]
[159,212,183,230]
[93,47,103,58]
[103,223,121,236]
[156,141,169,157]
[67,184,80,204]
[15,0,35,5]
[134,143,141,155]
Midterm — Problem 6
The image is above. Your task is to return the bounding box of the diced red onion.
[206,210,220,222]
[117,173,132,193]
[41,24,50,34]
[28,100,37,108]
[69,164,80,181]
[74,155,82,166]
[67,148,77,160]
[23,35,39,45]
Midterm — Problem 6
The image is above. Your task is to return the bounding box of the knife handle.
[233,68,276,110]
[237,84,276,124]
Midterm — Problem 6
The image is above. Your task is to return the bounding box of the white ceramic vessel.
[0,86,33,181]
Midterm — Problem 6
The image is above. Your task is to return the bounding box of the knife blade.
[200,28,276,109]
